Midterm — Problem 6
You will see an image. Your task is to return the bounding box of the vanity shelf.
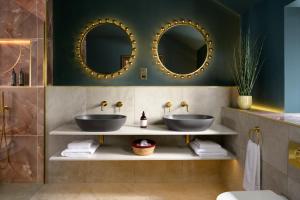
[50,123,238,136]
[50,146,236,161]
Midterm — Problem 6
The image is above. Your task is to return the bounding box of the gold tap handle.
[116,101,123,112]
[100,101,108,111]
[165,101,172,113]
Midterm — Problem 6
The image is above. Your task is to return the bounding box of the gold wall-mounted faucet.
[165,101,172,112]
[181,101,189,112]
[115,101,123,112]
[100,101,108,111]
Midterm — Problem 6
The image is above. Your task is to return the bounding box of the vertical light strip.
[43,7,48,86]
[29,41,32,87]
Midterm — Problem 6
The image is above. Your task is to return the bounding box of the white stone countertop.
[50,123,238,136]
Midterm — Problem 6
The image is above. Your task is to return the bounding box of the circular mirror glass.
[158,25,207,75]
[81,24,132,74]
[76,19,136,79]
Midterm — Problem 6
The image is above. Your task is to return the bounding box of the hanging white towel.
[67,139,95,149]
[243,139,261,191]
[61,144,99,157]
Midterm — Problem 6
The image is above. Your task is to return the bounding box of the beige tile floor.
[0,182,226,200]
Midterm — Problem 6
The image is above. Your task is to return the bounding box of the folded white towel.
[189,140,227,157]
[67,139,96,149]
[190,142,228,156]
[61,144,99,157]
[243,139,261,191]
[194,148,228,154]
[193,139,222,149]
[196,152,228,157]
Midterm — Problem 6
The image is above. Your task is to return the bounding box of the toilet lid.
[217,190,287,200]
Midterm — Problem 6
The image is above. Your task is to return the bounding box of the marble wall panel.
[0,87,44,183]
[0,0,37,38]
[0,136,37,182]
[0,0,46,183]
[2,88,37,136]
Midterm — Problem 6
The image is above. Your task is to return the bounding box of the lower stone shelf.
[49,146,235,161]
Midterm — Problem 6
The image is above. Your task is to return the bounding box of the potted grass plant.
[232,28,264,110]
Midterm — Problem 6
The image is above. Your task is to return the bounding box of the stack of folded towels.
[189,138,227,157]
[61,139,99,157]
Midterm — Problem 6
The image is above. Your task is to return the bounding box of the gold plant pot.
[237,96,252,110]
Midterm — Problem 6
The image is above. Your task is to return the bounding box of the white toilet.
[217,190,288,200]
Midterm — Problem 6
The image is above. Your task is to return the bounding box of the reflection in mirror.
[158,25,207,74]
[153,19,213,79]
[76,18,136,79]
[81,24,132,74]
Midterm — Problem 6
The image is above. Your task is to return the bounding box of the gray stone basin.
[75,114,126,132]
[163,114,214,131]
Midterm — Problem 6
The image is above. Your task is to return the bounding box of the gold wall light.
[75,18,137,79]
[152,19,214,79]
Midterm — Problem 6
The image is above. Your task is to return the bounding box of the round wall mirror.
[153,19,213,79]
[75,19,137,79]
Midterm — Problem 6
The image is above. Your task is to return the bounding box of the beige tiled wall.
[221,107,300,200]
[46,86,233,183]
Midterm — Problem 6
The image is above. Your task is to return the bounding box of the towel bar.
[248,126,262,145]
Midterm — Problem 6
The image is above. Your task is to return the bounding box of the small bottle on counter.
[19,68,25,86]
[11,68,17,86]
[140,111,147,128]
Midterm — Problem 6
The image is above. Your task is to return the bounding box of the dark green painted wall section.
[52,0,240,86]
[242,0,293,109]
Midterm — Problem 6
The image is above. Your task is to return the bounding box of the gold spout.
[165,101,172,112]
[115,101,123,112]
[100,101,108,111]
[181,101,189,112]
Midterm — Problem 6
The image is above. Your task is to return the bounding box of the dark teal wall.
[53,0,240,86]
[242,0,293,109]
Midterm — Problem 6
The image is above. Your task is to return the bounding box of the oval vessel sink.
[163,114,214,131]
[75,114,126,132]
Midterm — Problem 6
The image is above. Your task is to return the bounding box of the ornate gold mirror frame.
[75,18,137,79]
[152,19,213,79]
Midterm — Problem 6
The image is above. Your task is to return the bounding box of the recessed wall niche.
[0,40,31,86]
